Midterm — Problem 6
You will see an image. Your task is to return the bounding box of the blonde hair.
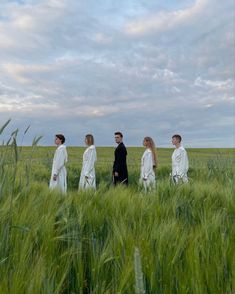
[144,137,157,168]
[85,134,94,146]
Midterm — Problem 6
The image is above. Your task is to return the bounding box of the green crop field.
[0,125,234,293]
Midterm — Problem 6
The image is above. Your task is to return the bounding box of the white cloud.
[2,63,52,84]
[124,0,208,36]
[194,77,234,91]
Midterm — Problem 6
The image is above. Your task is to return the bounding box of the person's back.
[113,132,128,185]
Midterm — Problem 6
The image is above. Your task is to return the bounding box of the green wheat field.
[0,124,234,293]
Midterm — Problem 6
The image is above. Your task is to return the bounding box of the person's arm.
[53,148,67,180]
[113,146,126,174]
[113,149,118,174]
[178,149,188,177]
[84,148,96,178]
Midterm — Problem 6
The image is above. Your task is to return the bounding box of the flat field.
[0,146,234,293]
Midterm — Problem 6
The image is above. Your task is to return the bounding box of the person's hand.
[53,174,57,181]
[114,172,119,177]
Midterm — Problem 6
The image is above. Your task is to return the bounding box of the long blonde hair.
[144,137,157,168]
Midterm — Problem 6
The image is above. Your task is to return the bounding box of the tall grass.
[0,121,234,293]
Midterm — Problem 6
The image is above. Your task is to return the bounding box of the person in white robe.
[79,134,97,190]
[140,137,157,192]
[171,134,189,184]
[49,134,68,193]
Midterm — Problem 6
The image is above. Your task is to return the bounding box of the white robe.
[79,145,97,190]
[49,144,68,193]
[140,148,156,191]
[172,145,189,183]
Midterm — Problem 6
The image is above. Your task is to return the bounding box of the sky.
[0,0,234,147]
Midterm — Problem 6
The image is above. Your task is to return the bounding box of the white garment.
[172,145,189,183]
[49,144,68,193]
[140,148,156,191]
[79,145,97,190]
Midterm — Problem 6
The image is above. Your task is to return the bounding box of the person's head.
[143,137,157,167]
[114,132,123,144]
[172,134,182,146]
[55,134,65,145]
[143,137,154,148]
[85,134,94,146]
[143,136,155,149]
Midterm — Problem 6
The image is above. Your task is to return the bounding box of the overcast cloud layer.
[0,0,234,147]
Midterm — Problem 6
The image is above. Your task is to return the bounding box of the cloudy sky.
[0,0,234,147]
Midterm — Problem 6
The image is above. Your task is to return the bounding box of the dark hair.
[55,134,65,144]
[85,134,94,145]
[172,134,182,143]
[114,132,123,138]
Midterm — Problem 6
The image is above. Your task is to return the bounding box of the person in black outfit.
[113,132,128,185]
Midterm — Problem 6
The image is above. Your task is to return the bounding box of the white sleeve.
[142,152,153,179]
[178,149,189,177]
[54,148,67,175]
[84,148,96,177]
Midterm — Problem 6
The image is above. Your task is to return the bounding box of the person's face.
[115,135,122,144]
[55,137,62,146]
[143,139,147,147]
[172,137,179,146]
[85,137,88,146]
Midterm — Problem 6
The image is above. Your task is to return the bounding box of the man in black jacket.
[113,132,128,186]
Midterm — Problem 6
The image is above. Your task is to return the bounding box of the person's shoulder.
[88,145,96,151]
[179,146,187,152]
[57,145,67,155]
[58,144,66,150]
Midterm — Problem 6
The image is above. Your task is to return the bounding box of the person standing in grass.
[171,134,189,184]
[79,134,97,190]
[140,137,157,192]
[49,134,68,193]
[113,131,128,185]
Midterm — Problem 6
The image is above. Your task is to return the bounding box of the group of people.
[49,132,189,193]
